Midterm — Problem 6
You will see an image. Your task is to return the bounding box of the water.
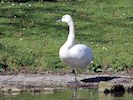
[0,88,133,100]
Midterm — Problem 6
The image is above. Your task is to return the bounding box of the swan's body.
[59,44,93,68]
[57,15,93,80]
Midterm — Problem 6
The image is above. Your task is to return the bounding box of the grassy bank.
[0,0,133,72]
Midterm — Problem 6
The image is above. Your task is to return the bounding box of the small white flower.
[91,42,93,44]
[12,3,14,6]
[29,4,31,7]
[125,43,128,45]
[26,14,28,16]
[20,38,22,40]
[102,47,105,49]
[123,13,125,16]
[91,61,93,64]
[20,3,22,6]
[5,45,7,48]
[102,47,108,51]
[23,28,26,30]
[14,16,16,19]
[1,1,4,3]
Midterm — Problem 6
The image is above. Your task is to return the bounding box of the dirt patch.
[0,73,132,90]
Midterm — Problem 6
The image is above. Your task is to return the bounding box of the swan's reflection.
[70,87,91,100]
[72,87,78,99]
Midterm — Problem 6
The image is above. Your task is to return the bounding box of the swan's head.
[57,14,73,24]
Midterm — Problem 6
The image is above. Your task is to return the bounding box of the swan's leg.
[72,87,78,99]
[72,69,78,82]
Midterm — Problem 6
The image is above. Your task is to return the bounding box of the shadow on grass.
[81,76,120,83]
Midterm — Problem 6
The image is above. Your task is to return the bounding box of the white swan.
[57,15,93,81]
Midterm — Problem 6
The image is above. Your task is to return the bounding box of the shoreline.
[0,73,132,94]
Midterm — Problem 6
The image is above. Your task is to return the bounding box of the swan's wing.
[70,44,93,59]
[69,44,93,67]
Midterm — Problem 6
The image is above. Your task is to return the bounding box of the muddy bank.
[0,73,132,93]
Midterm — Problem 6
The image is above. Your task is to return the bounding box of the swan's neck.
[64,21,75,49]
[68,22,75,40]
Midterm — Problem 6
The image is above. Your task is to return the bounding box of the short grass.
[1,0,133,72]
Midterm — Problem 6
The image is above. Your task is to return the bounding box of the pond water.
[0,88,133,100]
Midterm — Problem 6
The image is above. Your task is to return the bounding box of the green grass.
[0,0,133,72]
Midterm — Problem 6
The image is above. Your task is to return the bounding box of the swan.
[57,14,93,81]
